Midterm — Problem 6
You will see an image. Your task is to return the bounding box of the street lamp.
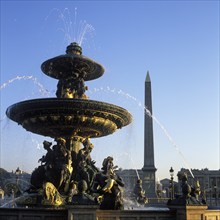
[169,167,174,199]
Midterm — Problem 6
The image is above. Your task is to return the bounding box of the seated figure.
[92,156,125,210]
[133,179,148,205]
[71,180,97,205]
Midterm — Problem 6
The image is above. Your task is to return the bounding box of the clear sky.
[0,1,219,181]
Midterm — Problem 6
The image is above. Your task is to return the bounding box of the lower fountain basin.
[6,98,132,138]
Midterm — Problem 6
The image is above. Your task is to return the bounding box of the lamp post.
[169,167,174,199]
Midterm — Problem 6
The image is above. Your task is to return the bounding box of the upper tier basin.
[41,51,105,81]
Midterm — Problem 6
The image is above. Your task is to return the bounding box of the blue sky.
[0,1,219,181]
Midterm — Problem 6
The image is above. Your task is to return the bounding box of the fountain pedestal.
[168,205,209,220]
[67,205,98,220]
[2,205,219,220]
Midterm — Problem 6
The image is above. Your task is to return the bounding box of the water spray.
[0,75,50,97]
[90,86,196,179]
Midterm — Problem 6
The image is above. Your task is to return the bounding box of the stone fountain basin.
[6,98,132,138]
[41,54,105,81]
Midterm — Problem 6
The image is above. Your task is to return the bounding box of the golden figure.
[42,182,65,206]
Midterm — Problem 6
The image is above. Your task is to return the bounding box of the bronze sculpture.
[92,156,125,210]
[133,179,148,205]
[167,172,203,205]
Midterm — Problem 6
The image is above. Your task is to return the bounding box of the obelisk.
[142,71,157,198]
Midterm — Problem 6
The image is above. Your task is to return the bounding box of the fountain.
[5,42,132,208]
[2,42,218,220]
